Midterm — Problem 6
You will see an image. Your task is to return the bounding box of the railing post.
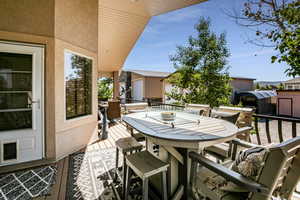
[254,117,262,145]
[265,119,272,143]
[278,120,283,142]
[292,122,297,138]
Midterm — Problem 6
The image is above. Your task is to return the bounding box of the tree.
[278,82,285,90]
[229,0,300,76]
[166,18,232,107]
[98,78,113,100]
[255,83,261,90]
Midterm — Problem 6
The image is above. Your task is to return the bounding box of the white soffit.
[99,0,206,73]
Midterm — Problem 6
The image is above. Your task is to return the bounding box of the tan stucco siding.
[144,77,163,98]
[131,73,144,81]
[231,79,254,92]
[0,0,99,161]
[0,0,55,37]
[55,121,98,160]
[55,0,98,53]
[53,0,99,159]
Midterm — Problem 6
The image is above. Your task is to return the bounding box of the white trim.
[0,41,45,165]
[63,49,94,122]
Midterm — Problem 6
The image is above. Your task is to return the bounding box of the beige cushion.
[220,146,268,193]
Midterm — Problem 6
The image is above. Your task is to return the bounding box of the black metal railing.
[253,114,300,145]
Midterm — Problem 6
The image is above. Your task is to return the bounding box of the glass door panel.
[0,52,33,131]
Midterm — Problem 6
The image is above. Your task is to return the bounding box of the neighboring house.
[119,69,170,102]
[277,90,300,118]
[231,77,256,92]
[162,75,256,104]
[283,77,300,90]
[0,0,204,168]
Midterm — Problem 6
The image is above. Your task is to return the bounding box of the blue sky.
[124,0,290,81]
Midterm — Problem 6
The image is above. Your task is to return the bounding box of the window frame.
[64,49,93,121]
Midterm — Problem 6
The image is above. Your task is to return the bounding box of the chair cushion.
[231,146,267,177]
[220,146,268,193]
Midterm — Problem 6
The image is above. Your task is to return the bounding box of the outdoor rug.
[0,165,56,200]
[66,148,149,200]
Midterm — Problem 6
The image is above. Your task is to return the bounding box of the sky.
[124,0,291,82]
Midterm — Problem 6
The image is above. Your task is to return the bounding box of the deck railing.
[253,114,300,145]
[149,102,184,111]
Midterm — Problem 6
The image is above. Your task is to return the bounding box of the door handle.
[31,99,40,109]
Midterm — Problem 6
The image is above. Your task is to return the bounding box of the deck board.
[45,123,130,199]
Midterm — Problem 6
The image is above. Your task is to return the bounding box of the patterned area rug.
[0,165,56,200]
[66,148,145,200]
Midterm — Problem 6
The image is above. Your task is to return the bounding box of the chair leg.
[124,167,132,200]
[161,171,167,200]
[142,178,149,200]
[122,153,127,198]
[114,148,119,182]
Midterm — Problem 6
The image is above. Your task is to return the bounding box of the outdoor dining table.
[122,110,239,200]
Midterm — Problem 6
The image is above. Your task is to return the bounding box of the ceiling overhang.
[99,0,206,74]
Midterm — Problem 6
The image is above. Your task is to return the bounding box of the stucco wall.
[55,0,98,52]
[54,0,99,159]
[144,77,163,98]
[231,79,254,92]
[0,0,99,161]
[0,0,55,37]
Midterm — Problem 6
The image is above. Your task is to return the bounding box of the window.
[65,51,92,120]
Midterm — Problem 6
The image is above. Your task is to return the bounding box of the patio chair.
[107,100,121,121]
[205,126,252,162]
[189,137,300,200]
[205,111,241,162]
[185,104,211,117]
[123,102,148,114]
[122,103,148,142]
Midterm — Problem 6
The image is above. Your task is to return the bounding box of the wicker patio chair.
[189,137,300,200]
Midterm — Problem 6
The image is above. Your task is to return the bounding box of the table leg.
[178,148,189,200]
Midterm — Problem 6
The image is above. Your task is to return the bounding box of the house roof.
[125,69,171,77]
[284,77,300,84]
[237,90,277,100]
[231,76,256,81]
[99,0,207,73]
[162,71,256,81]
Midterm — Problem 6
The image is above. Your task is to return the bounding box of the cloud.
[155,5,204,23]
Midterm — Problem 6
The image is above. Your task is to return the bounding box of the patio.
[33,108,300,200]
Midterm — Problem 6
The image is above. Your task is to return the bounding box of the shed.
[277,90,300,118]
[234,90,277,114]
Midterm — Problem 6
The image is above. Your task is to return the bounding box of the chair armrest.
[237,126,252,134]
[189,152,269,194]
[232,139,261,148]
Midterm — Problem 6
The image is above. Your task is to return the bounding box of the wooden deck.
[34,122,300,200]
[37,122,130,200]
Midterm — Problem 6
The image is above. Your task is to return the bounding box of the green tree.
[231,0,300,76]
[98,78,113,100]
[278,83,285,90]
[255,83,261,90]
[166,18,232,107]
